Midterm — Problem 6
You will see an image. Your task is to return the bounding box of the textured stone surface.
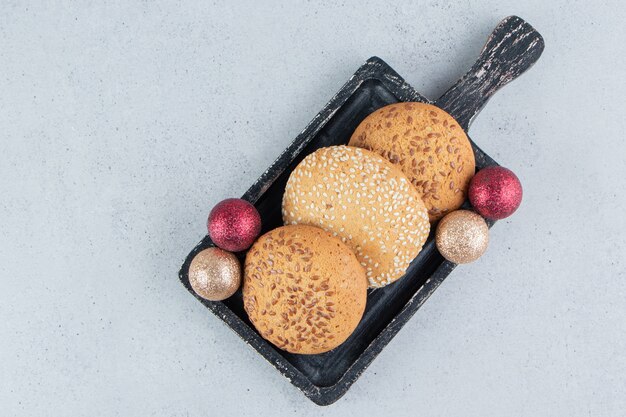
[1,1,625,416]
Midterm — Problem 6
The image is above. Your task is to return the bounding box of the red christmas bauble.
[208,198,261,252]
[469,166,523,220]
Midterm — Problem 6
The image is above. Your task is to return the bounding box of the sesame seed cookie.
[282,145,430,287]
[349,102,476,221]
[243,225,367,354]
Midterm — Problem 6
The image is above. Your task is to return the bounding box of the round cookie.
[282,145,430,287]
[242,224,367,354]
[349,102,476,221]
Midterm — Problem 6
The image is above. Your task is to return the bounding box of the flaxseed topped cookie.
[243,225,367,354]
[349,102,475,221]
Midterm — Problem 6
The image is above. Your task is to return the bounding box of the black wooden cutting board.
[179,15,544,406]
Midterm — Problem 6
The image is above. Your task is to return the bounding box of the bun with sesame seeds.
[281,145,430,288]
[242,224,367,354]
[349,102,475,221]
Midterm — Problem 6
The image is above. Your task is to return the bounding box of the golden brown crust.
[349,102,475,221]
[281,146,430,288]
[242,225,367,354]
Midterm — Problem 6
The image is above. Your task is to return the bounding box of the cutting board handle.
[435,16,545,130]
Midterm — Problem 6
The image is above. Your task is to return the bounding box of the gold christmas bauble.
[188,247,241,301]
[436,210,489,264]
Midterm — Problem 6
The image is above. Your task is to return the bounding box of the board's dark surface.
[179,16,544,406]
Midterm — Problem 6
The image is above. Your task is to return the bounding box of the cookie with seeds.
[282,145,430,288]
[243,224,367,354]
[349,102,475,221]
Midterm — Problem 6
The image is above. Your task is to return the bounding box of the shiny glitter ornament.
[436,210,489,264]
[188,247,241,301]
[208,198,262,252]
[469,166,523,220]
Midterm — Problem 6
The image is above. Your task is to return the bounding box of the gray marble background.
[1,1,625,416]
